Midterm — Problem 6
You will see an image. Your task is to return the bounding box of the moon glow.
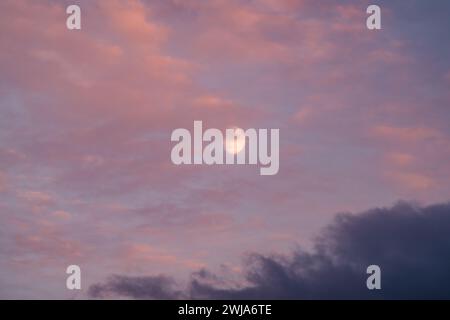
[225,127,246,155]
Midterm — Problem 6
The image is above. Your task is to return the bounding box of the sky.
[0,0,449,299]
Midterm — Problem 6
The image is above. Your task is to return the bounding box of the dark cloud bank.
[89,201,450,299]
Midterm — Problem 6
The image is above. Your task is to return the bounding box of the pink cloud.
[372,125,441,143]
[51,210,72,220]
[385,152,415,167]
[98,0,169,45]
[13,221,85,261]
[386,171,437,191]
[19,191,54,208]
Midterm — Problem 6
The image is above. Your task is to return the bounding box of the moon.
[225,127,246,155]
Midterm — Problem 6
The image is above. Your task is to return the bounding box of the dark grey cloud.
[89,201,450,299]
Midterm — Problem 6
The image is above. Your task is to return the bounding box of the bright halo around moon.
[225,127,246,155]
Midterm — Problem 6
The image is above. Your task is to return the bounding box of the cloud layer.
[90,201,450,299]
[1,0,450,298]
